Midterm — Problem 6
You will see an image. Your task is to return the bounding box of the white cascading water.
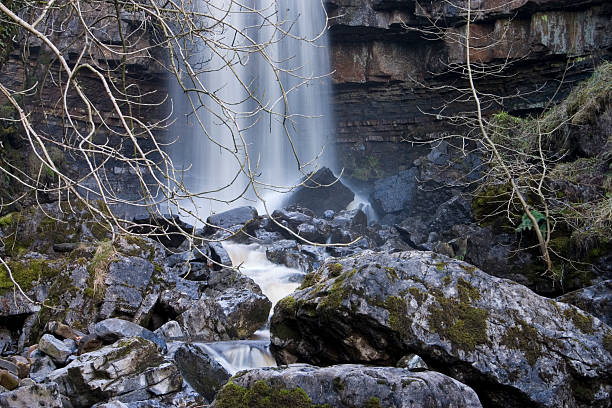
[170,0,335,218]
[198,242,305,374]
[169,1,335,372]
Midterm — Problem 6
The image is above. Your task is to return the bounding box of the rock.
[0,369,19,391]
[205,206,258,235]
[29,352,56,383]
[271,251,612,407]
[38,334,77,365]
[396,354,428,371]
[266,240,299,265]
[154,320,184,339]
[94,318,167,352]
[48,337,182,407]
[52,242,79,253]
[174,344,231,401]
[209,242,232,269]
[45,321,82,341]
[370,168,418,215]
[0,382,63,408]
[0,359,18,377]
[213,364,482,408]
[178,288,271,341]
[283,167,355,215]
[77,334,103,355]
[130,214,192,248]
[557,280,612,327]
[99,255,155,319]
[1,356,29,379]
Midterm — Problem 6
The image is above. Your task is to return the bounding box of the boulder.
[174,343,231,401]
[0,382,63,408]
[0,370,18,391]
[557,280,612,327]
[94,318,167,352]
[38,334,77,365]
[154,320,184,340]
[178,288,271,341]
[130,214,192,248]
[370,168,417,215]
[213,364,482,408]
[48,337,182,407]
[283,168,355,215]
[271,251,612,408]
[396,354,428,371]
[205,206,259,235]
[29,351,56,383]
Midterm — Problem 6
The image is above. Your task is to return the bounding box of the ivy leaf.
[516,210,547,237]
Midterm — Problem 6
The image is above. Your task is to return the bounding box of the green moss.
[456,278,480,303]
[500,320,541,366]
[215,380,319,408]
[442,275,452,286]
[0,212,15,227]
[319,272,347,311]
[458,264,477,274]
[385,296,410,334]
[407,287,427,306]
[563,308,594,335]
[0,259,62,294]
[299,271,321,289]
[428,288,489,352]
[435,262,447,272]
[364,397,382,408]
[327,263,343,277]
[277,296,297,315]
[384,267,398,281]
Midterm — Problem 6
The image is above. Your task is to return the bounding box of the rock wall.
[327,0,612,179]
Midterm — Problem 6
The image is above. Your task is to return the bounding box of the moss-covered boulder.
[270,251,612,408]
[213,364,482,408]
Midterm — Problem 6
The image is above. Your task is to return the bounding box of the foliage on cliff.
[476,61,611,278]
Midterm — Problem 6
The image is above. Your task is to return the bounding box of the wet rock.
[0,382,63,408]
[174,344,231,401]
[0,369,19,391]
[38,334,77,365]
[370,168,418,215]
[0,359,18,378]
[557,280,612,326]
[283,167,355,215]
[396,354,428,372]
[29,351,56,383]
[154,321,184,340]
[0,356,28,379]
[271,251,612,407]
[178,288,271,341]
[266,240,299,265]
[213,364,482,408]
[45,321,82,341]
[48,337,182,407]
[130,214,191,248]
[99,255,155,319]
[209,242,232,269]
[205,206,258,235]
[77,334,103,355]
[94,318,167,352]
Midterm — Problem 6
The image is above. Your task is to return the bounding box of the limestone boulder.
[270,251,612,407]
[0,382,63,408]
[213,364,482,408]
[48,337,182,407]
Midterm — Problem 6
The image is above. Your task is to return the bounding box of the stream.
[196,242,305,374]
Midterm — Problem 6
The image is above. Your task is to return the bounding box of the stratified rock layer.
[271,251,612,408]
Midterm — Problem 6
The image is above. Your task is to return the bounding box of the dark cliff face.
[326,0,612,179]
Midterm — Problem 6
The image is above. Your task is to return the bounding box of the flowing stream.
[197,242,305,374]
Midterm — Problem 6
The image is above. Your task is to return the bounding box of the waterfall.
[169,0,335,219]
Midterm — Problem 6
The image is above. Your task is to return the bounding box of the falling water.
[169,0,335,218]
[198,242,305,374]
